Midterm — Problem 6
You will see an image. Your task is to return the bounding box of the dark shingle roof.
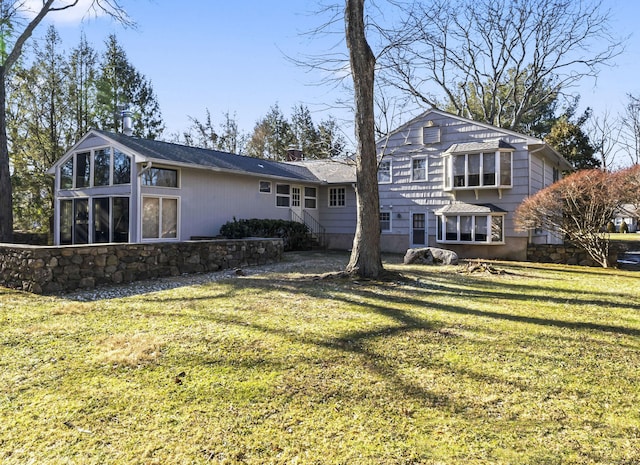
[94,129,318,182]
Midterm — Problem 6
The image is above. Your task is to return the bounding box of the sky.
[30,0,640,150]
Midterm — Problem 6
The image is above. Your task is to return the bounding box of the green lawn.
[1,252,639,464]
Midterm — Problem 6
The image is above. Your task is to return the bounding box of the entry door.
[291,186,303,221]
[411,212,427,247]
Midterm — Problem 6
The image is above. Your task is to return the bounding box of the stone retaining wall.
[0,238,283,294]
[527,242,629,267]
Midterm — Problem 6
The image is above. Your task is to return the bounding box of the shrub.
[606,221,616,233]
[219,218,312,251]
[620,220,629,234]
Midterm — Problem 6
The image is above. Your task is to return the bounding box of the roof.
[285,159,356,184]
[89,129,318,182]
[435,203,507,215]
[445,139,515,154]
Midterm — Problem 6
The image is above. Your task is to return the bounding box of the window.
[276,184,290,207]
[378,160,391,183]
[437,214,505,244]
[93,197,110,242]
[304,187,317,209]
[59,148,131,189]
[113,150,131,185]
[552,167,560,183]
[76,152,90,188]
[380,211,391,232]
[411,158,427,181]
[143,167,178,187]
[92,197,130,243]
[60,159,73,189]
[142,196,178,240]
[259,181,272,193]
[59,200,73,244]
[93,149,110,186]
[445,151,513,190]
[329,187,346,207]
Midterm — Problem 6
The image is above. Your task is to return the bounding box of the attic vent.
[422,125,441,145]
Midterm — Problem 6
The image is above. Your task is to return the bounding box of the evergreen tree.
[96,34,164,139]
[67,33,98,145]
[246,103,294,160]
[317,117,347,158]
[8,26,69,233]
[290,104,319,158]
[545,109,600,171]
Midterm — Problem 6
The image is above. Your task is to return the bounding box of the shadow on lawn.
[130,265,640,411]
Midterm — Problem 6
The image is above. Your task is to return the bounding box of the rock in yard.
[403,247,458,266]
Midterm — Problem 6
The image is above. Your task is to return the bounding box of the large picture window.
[59,147,131,189]
[142,196,178,240]
[445,151,512,190]
[59,196,130,245]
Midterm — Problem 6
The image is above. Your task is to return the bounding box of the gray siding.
[377,110,546,257]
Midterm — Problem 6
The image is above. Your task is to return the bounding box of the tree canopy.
[379,0,623,132]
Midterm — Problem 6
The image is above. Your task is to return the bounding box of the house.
[613,204,638,233]
[375,109,572,260]
[47,129,357,249]
[48,109,569,262]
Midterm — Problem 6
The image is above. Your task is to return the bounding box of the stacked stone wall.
[0,239,282,294]
[526,243,628,267]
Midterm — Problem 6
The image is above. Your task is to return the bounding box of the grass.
[1,252,640,464]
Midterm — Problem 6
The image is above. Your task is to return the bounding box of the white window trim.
[436,213,506,245]
[275,183,291,208]
[328,187,346,208]
[304,186,317,209]
[141,165,180,189]
[377,159,392,184]
[259,180,272,193]
[141,195,180,242]
[59,146,133,190]
[411,156,428,182]
[444,151,513,192]
[380,210,392,233]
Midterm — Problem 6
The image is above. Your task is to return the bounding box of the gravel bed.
[61,251,349,302]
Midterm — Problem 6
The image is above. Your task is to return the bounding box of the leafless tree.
[0,0,132,242]
[586,109,621,171]
[379,0,624,131]
[618,94,640,167]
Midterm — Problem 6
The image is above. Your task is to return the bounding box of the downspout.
[136,161,153,242]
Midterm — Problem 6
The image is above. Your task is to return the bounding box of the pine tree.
[96,34,164,138]
[67,33,98,145]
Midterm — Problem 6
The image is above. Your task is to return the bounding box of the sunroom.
[435,203,507,245]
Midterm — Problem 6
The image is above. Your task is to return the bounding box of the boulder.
[403,247,458,266]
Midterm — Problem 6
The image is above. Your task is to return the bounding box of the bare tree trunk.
[345,0,383,278]
[0,68,13,242]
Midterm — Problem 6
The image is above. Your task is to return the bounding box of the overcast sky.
[35,0,640,148]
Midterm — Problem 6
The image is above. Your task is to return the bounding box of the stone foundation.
[0,238,283,294]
